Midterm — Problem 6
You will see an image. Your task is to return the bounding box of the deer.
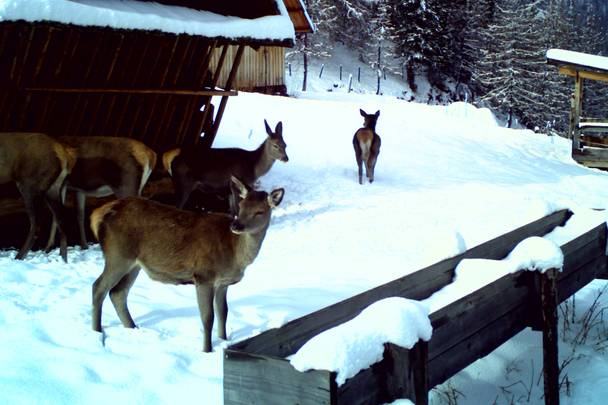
[353,109,381,184]
[45,136,157,251]
[90,176,284,353]
[163,119,288,212]
[0,132,76,261]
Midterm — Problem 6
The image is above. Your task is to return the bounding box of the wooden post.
[540,269,559,405]
[571,73,583,151]
[410,341,429,405]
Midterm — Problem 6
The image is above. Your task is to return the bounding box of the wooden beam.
[540,269,560,405]
[558,66,608,83]
[570,72,583,150]
[203,44,246,148]
[23,87,237,96]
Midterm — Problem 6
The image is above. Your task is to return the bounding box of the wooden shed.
[0,0,301,249]
[211,0,314,93]
[547,49,608,168]
[0,0,300,151]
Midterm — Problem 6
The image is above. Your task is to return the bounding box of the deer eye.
[255,211,265,216]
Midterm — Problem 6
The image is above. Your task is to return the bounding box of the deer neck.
[235,226,270,267]
[252,139,276,180]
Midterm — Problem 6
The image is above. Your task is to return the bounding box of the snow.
[0,0,295,42]
[290,297,432,386]
[547,48,608,72]
[3,69,608,403]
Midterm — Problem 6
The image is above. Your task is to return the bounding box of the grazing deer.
[353,109,381,184]
[163,119,288,211]
[45,136,157,250]
[0,133,76,261]
[90,176,284,352]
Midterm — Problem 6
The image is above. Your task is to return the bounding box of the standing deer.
[90,176,284,352]
[163,119,288,211]
[0,132,75,261]
[353,109,381,184]
[45,136,157,250]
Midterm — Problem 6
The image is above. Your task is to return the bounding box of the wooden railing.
[224,209,608,405]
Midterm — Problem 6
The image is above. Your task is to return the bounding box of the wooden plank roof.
[0,0,296,47]
[547,49,608,83]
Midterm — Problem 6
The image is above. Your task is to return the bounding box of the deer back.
[59,136,156,196]
[0,133,75,190]
[93,197,242,284]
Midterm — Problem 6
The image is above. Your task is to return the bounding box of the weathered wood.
[429,270,530,362]
[223,350,333,405]
[22,87,237,96]
[558,66,608,83]
[540,269,560,405]
[229,210,571,358]
[432,302,529,387]
[571,73,583,150]
[573,147,608,169]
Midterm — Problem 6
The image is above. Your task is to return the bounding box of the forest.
[293,0,608,134]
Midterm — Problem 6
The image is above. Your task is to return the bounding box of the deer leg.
[109,267,141,329]
[195,282,215,352]
[214,285,229,340]
[353,138,364,185]
[15,186,38,260]
[44,218,57,253]
[75,191,88,249]
[44,191,69,262]
[174,178,195,210]
[92,255,135,332]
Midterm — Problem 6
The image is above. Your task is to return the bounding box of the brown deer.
[353,109,381,184]
[163,119,288,211]
[0,132,76,261]
[45,136,157,250]
[90,176,284,352]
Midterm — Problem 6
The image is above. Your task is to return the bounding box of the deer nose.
[230,221,244,234]
[282,153,289,163]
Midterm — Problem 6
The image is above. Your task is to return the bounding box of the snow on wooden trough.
[224,209,608,405]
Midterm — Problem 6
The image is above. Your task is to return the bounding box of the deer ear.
[360,109,366,117]
[268,188,284,208]
[264,119,272,136]
[275,121,282,135]
[375,110,380,117]
[230,175,249,198]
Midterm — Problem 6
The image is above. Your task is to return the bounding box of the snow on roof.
[547,48,608,72]
[0,0,295,43]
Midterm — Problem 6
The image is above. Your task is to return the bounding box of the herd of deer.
[0,109,381,352]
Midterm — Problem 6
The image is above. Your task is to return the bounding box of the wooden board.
[228,210,571,358]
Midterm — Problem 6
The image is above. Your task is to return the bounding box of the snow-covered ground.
[3,89,608,404]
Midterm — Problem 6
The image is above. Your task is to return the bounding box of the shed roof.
[0,0,296,46]
[547,49,608,75]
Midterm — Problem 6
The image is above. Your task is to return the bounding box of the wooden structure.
[0,0,299,152]
[547,49,608,168]
[211,0,314,93]
[0,0,302,250]
[225,209,608,404]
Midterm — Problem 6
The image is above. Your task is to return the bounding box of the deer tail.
[162,148,181,176]
[90,200,122,242]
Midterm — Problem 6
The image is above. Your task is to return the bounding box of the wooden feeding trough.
[224,209,608,404]
[547,49,608,169]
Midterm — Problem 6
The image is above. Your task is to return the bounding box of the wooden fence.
[224,209,608,404]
